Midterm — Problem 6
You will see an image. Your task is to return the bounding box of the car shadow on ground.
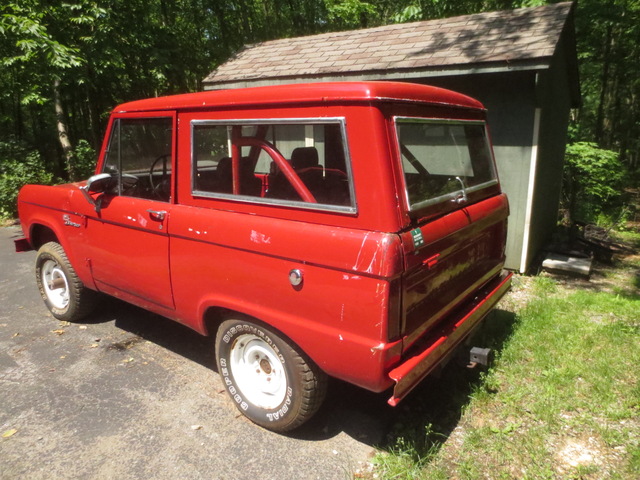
[82,296,217,368]
[82,296,518,449]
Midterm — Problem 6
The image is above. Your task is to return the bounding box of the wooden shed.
[203,2,580,272]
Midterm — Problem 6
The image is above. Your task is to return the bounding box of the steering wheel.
[149,154,171,200]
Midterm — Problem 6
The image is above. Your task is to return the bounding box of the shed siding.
[525,40,573,270]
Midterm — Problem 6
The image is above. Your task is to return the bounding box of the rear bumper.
[387,271,512,406]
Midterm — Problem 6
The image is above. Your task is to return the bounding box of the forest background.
[1,0,638,223]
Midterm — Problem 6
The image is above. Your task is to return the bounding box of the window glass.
[103,117,173,201]
[395,119,497,210]
[192,121,353,210]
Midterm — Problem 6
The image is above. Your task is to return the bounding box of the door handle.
[146,209,167,221]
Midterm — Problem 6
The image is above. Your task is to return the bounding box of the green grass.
[371,274,640,479]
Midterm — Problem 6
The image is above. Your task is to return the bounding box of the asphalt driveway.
[0,225,391,479]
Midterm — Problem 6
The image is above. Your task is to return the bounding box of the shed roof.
[204,2,575,90]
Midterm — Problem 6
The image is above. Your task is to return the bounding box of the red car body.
[17,82,511,425]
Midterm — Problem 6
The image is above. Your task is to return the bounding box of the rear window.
[395,118,497,211]
[191,119,355,213]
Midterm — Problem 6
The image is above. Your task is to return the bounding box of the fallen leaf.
[79,325,88,330]
[2,429,17,438]
[51,329,65,335]
[90,344,99,348]
[123,357,134,363]
[60,356,66,359]
[191,425,203,430]
[12,333,19,337]
[59,321,70,327]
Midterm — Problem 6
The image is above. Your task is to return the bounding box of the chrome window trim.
[393,116,498,211]
[190,117,357,214]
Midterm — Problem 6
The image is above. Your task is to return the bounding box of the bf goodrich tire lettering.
[216,318,327,432]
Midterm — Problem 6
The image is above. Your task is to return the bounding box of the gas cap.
[289,269,303,287]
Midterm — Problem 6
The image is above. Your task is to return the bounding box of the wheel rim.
[41,259,70,310]
[229,334,287,409]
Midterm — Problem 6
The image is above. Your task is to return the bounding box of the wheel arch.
[30,223,60,249]
[201,305,315,368]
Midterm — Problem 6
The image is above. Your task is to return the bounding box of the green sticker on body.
[411,228,425,248]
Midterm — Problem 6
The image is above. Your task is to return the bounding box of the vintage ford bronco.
[16,81,511,431]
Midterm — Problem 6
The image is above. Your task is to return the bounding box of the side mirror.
[86,173,115,193]
[80,173,115,212]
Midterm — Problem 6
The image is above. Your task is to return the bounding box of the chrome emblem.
[63,214,82,228]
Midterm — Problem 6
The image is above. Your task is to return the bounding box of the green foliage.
[0,0,637,219]
[325,0,376,28]
[572,0,640,167]
[68,140,97,181]
[0,140,55,219]
[563,142,627,223]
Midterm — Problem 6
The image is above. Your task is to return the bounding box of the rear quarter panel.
[168,204,404,391]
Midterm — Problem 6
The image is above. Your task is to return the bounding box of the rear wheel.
[216,318,327,432]
[35,242,97,321]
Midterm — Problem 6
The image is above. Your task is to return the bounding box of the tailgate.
[399,193,509,351]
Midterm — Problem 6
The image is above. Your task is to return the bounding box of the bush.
[0,140,55,219]
[563,142,627,224]
[68,140,97,181]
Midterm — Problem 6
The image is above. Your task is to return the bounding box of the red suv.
[16,82,511,431]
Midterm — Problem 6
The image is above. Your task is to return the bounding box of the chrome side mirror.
[85,173,115,193]
[80,173,115,212]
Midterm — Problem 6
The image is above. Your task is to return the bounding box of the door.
[85,114,176,310]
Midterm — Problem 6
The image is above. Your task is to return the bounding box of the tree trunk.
[53,77,74,180]
[595,23,613,144]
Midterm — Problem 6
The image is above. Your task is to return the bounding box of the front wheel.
[216,318,327,432]
[35,242,97,322]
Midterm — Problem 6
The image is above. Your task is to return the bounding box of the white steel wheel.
[229,333,288,409]
[35,242,97,322]
[40,259,70,310]
[216,318,328,432]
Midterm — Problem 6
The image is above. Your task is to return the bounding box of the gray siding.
[525,41,573,270]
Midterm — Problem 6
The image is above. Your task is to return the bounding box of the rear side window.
[395,118,497,210]
[191,120,355,212]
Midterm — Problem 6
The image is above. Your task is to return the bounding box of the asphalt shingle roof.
[204,2,574,87]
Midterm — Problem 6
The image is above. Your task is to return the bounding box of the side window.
[192,121,354,211]
[103,117,173,202]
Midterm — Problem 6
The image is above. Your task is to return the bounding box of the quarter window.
[192,121,354,211]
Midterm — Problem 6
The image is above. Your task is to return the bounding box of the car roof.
[113,81,484,113]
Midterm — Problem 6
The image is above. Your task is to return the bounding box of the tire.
[215,318,327,432]
[35,242,98,322]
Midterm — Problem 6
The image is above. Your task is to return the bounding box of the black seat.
[291,147,319,170]
[215,157,261,196]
